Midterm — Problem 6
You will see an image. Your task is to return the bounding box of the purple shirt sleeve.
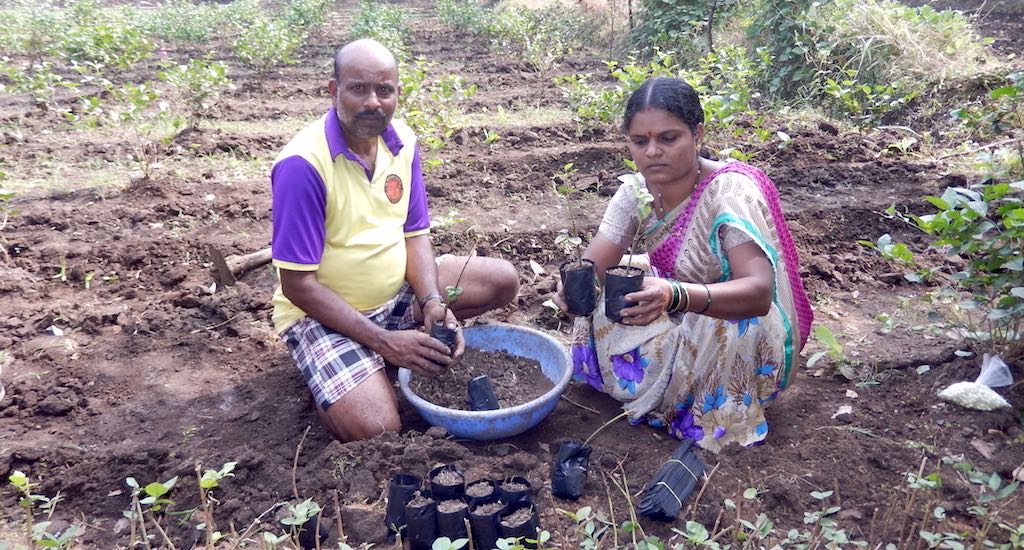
[271,155,326,266]
[404,144,430,233]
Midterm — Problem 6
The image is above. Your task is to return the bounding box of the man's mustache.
[357,110,385,121]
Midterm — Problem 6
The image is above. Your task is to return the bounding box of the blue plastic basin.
[398,323,572,441]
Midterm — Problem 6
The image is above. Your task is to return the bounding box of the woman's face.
[626,107,703,187]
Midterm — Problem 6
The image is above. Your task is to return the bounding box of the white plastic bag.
[937,354,1013,411]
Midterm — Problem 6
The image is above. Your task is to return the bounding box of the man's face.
[329,57,399,142]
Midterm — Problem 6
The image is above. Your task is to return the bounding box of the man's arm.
[281,269,449,374]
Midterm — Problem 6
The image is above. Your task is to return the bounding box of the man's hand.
[375,328,451,376]
[422,299,465,363]
[619,277,671,326]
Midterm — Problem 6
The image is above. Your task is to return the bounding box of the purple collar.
[324,106,404,162]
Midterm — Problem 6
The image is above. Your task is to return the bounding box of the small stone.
[425,426,449,439]
[493,443,514,457]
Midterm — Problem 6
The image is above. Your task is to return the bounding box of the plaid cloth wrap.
[282,284,417,410]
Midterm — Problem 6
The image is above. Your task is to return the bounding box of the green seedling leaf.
[743,487,759,500]
[916,365,931,375]
[810,490,833,500]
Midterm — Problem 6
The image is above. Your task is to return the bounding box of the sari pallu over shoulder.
[646,162,813,350]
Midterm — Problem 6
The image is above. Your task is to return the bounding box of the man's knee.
[491,259,520,307]
[323,406,401,442]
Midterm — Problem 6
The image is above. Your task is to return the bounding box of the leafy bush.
[823,71,918,129]
[233,17,304,73]
[159,57,233,131]
[486,3,593,70]
[399,57,478,151]
[0,0,66,57]
[630,0,742,57]
[435,0,489,34]
[281,0,333,32]
[952,71,1024,139]
[131,0,221,45]
[350,0,410,62]
[0,60,76,110]
[59,17,154,73]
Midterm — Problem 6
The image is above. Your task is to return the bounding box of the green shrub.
[435,0,488,34]
[823,71,918,129]
[630,0,742,57]
[0,0,66,57]
[233,17,304,73]
[132,0,221,45]
[0,60,76,110]
[399,57,478,151]
[159,57,233,131]
[59,5,154,74]
[350,0,410,62]
[486,3,593,70]
[281,0,333,32]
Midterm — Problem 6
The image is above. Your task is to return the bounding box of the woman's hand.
[551,277,569,313]
[619,277,672,326]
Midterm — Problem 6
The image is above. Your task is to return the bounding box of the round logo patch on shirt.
[384,174,403,204]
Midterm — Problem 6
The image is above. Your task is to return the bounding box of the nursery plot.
[0,0,1022,547]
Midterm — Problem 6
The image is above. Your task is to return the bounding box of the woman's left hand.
[620,277,671,326]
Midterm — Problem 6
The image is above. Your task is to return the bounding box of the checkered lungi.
[281,284,417,410]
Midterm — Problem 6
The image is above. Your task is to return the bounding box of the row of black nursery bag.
[385,465,541,550]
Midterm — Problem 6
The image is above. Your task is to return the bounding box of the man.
[270,39,519,442]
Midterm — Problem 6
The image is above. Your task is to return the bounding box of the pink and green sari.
[570,162,813,453]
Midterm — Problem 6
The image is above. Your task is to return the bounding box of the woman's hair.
[622,77,705,134]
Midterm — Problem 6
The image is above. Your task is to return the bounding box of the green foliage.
[432,537,469,550]
[0,60,76,110]
[952,71,1024,139]
[399,57,478,151]
[555,49,679,129]
[557,506,605,549]
[435,0,489,34]
[747,0,819,97]
[911,183,1024,353]
[76,82,181,179]
[281,0,333,32]
[159,57,233,131]
[0,0,65,57]
[199,461,237,489]
[132,0,221,45]
[857,233,931,283]
[806,324,844,369]
[630,0,742,57]
[233,17,304,73]
[10,470,81,549]
[60,10,153,74]
[486,3,593,70]
[553,162,585,260]
[824,71,917,128]
[350,0,410,62]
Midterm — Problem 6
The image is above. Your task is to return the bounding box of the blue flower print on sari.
[669,405,704,441]
[728,317,760,337]
[611,347,649,394]
[571,342,603,391]
[755,363,777,376]
[700,385,727,413]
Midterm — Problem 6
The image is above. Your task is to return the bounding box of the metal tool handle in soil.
[604,265,644,323]
[429,464,466,500]
[384,473,421,542]
[467,374,500,411]
[560,259,597,316]
[404,499,438,550]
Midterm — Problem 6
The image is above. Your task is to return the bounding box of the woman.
[556,77,813,453]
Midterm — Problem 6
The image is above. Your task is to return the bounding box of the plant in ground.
[350,0,409,62]
[823,71,918,129]
[159,57,234,132]
[129,0,221,46]
[553,162,585,263]
[9,470,81,549]
[76,81,182,180]
[435,0,488,34]
[399,57,478,152]
[59,11,154,76]
[0,60,76,111]
[280,0,333,32]
[233,17,303,74]
[485,3,593,70]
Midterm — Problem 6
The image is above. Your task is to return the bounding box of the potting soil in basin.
[410,348,552,410]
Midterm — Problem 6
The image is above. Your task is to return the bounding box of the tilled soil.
[409,348,551,410]
[0,0,1022,547]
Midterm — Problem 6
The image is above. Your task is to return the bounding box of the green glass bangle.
[696,283,712,314]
